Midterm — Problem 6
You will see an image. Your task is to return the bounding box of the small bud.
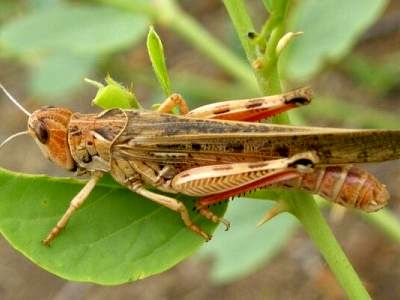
[86,75,141,110]
[252,58,264,70]
[276,31,304,55]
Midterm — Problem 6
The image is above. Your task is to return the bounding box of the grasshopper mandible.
[0,84,399,245]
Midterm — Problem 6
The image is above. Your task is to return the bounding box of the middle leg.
[128,180,211,241]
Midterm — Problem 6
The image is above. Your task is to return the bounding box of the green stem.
[223,0,288,123]
[360,209,400,244]
[223,1,371,298]
[263,25,285,84]
[288,192,371,300]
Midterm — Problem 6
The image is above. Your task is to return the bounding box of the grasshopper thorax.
[28,107,76,171]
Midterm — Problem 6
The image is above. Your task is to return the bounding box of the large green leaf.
[0,3,149,56]
[199,198,297,283]
[29,52,97,100]
[0,2,19,22]
[283,0,389,81]
[0,168,226,284]
[28,0,62,9]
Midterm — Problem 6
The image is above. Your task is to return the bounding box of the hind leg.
[171,153,317,229]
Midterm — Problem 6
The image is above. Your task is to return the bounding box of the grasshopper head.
[0,84,76,171]
[28,107,76,171]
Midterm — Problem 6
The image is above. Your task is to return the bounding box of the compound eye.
[34,121,49,144]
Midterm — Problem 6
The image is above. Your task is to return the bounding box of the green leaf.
[0,3,149,56]
[342,55,400,96]
[29,52,97,101]
[0,168,226,284]
[147,26,172,96]
[199,198,297,283]
[283,0,389,81]
[28,0,62,9]
[88,76,142,109]
[0,2,19,22]
[93,0,152,14]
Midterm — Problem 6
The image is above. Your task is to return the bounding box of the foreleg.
[42,172,103,245]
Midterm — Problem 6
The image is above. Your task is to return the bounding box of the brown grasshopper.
[0,84,399,245]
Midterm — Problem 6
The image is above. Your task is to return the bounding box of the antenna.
[0,131,29,150]
[0,83,31,117]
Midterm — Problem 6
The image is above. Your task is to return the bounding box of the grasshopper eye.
[34,121,49,144]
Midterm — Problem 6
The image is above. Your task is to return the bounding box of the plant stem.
[223,0,288,123]
[288,192,371,300]
[223,1,371,298]
[360,209,400,244]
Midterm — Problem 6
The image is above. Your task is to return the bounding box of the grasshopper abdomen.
[282,166,389,212]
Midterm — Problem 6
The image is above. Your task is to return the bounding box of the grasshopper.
[0,84,399,245]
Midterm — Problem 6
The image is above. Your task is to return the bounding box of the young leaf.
[87,76,142,109]
[147,26,172,96]
[0,168,226,284]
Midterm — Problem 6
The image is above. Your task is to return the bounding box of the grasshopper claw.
[198,229,212,242]
[195,204,230,231]
[221,218,231,231]
[42,239,51,247]
[204,234,212,242]
[186,222,212,241]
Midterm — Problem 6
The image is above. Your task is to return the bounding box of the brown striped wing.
[112,110,400,168]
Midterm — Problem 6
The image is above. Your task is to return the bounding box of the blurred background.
[0,0,399,299]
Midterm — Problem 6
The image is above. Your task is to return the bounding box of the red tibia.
[197,170,301,207]
[212,104,296,122]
